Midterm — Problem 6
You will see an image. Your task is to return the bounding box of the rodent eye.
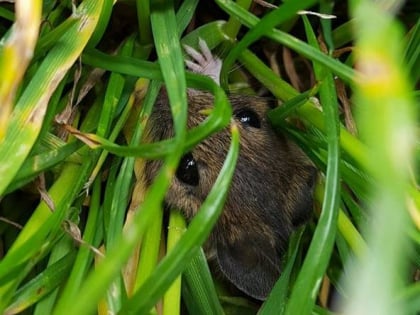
[176,152,199,186]
[234,108,261,128]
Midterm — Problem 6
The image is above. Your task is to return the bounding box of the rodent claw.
[184,38,222,85]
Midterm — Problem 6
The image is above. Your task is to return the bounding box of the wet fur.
[145,90,316,300]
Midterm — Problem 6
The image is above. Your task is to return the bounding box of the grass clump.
[0,1,418,314]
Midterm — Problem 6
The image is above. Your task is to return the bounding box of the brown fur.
[144,90,316,300]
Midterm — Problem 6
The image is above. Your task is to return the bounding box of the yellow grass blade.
[0,0,42,140]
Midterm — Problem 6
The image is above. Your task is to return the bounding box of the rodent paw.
[184,38,222,85]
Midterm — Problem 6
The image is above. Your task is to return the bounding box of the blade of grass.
[319,1,335,53]
[105,157,136,312]
[87,0,113,48]
[0,0,41,139]
[163,210,187,315]
[121,83,163,301]
[31,234,78,315]
[5,140,82,193]
[222,0,252,39]
[181,21,227,51]
[176,0,200,35]
[182,249,224,315]
[136,0,152,45]
[34,17,78,59]
[150,0,187,142]
[4,252,76,315]
[0,6,14,21]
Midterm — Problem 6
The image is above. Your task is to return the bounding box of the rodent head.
[145,90,316,300]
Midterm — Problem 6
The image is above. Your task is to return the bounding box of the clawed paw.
[183,38,222,85]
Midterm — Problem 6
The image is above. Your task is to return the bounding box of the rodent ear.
[216,235,281,300]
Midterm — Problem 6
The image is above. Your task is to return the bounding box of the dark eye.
[234,108,261,128]
[176,152,199,186]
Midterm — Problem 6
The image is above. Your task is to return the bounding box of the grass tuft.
[0,1,418,314]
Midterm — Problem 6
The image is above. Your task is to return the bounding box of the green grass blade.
[0,6,14,21]
[34,17,78,59]
[6,141,82,193]
[181,21,227,51]
[151,0,187,141]
[136,0,152,45]
[222,0,252,39]
[5,253,76,315]
[182,249,224,315]
[176,0,200,35]
[87,0,113,48]
[163,211,187,315]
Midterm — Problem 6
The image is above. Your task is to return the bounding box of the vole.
[144,39,316,300]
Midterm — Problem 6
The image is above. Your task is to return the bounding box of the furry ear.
[216,234,281,300]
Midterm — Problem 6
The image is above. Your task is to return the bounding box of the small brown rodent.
[144,90,316,300]
[144,40,316,300]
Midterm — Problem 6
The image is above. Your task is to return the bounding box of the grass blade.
[0,0,41,139]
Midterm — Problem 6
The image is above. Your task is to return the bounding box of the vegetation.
[0,0,418,314]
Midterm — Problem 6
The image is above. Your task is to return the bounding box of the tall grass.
[0,1,418,314]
